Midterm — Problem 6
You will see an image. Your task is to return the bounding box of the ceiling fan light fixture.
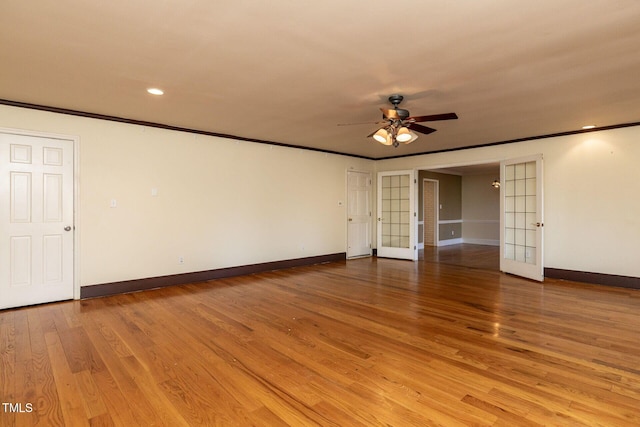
[355,94,458,148]
[381,133,394,146]
[396,127,412,143]
[373,128,389,144]
[405,130,419,144]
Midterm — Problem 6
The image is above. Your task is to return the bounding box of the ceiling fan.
[340,94,458,147]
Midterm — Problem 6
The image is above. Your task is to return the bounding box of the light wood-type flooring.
[2,252,640,426]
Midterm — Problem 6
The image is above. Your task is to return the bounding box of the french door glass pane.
[381,174,411,248]
[504,161,536,264]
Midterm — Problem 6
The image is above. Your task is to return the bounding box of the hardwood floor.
[421,243,500,271]
[2,257,640,426]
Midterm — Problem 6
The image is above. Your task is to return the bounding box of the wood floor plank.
[43,331,89,426]
[73,370,107,420]
[2,250,640,425]
[0,312,16,427]
[25,308,64,427]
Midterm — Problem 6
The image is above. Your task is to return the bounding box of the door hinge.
[414,246,417,250]
[414,212,417,217]
[414,179,417,184]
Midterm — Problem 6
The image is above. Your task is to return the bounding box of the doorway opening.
[417,162,500,271]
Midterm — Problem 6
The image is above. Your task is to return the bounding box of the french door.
[377,170,417,260]
[500,154,544,281]
[0,131,75,309]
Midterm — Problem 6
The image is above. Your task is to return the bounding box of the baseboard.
[463,238,500,246]
[545,268,640,290]
[80,252,346,299]
[438,238,464,247]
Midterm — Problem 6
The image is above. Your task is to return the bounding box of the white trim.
[73,136,81,300]
[439,219,463,224]
[422,178,439,252]
[0,127,81,300]
[463,238,500,246]
[418,179,440,249]
[438,238,464,246]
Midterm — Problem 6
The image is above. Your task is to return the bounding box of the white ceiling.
[2,1,639,159]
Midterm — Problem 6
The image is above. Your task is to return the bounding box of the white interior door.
[347,171,372,258]
[1,132,75,309]
[377,170,417,260]
[500,154,544,281]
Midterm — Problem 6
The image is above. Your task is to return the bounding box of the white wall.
[377,126,640,278]
[3,104,638,281]
[1,105,374,287]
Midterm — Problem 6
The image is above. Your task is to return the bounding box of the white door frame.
[422,178,439,247]
[1,127,80,301]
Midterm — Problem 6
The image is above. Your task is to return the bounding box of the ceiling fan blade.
[381,108,401,120]
[409,112,458,122]
[408,123,437,135]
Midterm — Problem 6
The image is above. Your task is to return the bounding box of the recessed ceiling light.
[582,125,596,129]
[147,88,164,96]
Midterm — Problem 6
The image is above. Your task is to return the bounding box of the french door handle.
[531,222,543,227]
[64,226,72,231]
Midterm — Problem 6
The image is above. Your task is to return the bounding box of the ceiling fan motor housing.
[387,95,410,120]
[395,109,410,120]
[388,94,404,106]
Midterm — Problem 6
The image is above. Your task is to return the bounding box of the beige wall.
[377,126,640,278]
[462,173,500,244]
[417,170,462,244]
[1,105,374,287]
[418,171,462,221]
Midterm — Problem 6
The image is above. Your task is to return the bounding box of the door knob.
[348,218,353,222]
[64,226,72,231]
